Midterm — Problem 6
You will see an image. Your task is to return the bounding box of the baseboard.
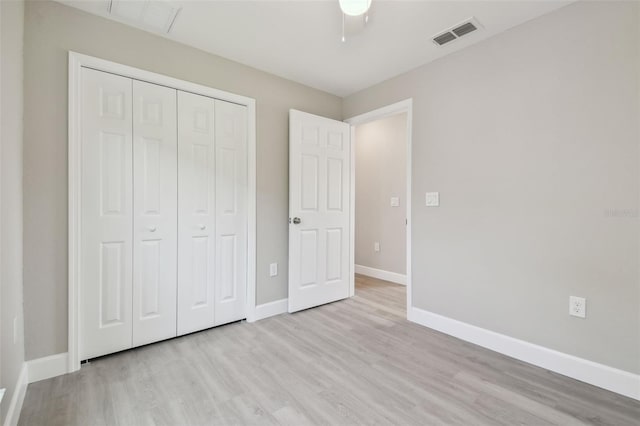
[409,307,640,401]
[3,363,28,426]
[254,298,288,321]
[355,264,406,285]
[26,352,69,384]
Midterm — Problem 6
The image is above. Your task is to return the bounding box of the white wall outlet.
[569,296,586,318]
[425,192,440,207]
[374,242,380,252]
[269,263,278,277]
[390,197,400,207]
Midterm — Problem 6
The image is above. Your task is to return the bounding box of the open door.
[288,110,351,313]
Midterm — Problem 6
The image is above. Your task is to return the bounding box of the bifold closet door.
[177,94,248,333]
[177,91,216,335]
[214,100,248,325]
[81,69,248,357]
[81,68,133,360]
[132,80,178,346]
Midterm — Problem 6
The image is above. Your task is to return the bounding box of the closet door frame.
[68,52,257,373]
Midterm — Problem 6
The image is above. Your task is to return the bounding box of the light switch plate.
[390,197,400,207]
[269,263,278,277]
[425,192,440,207]
[374,242,380,252]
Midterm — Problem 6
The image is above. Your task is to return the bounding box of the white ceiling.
[58,0,573,97]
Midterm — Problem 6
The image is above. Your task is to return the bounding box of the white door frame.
[68,52,257,373]
[344,99,413,316]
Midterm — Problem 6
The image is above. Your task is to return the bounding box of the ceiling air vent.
[433,32,457,46]
[432,17,482,47]
[452,22,477,37]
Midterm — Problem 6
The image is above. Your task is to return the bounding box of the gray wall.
[344,0,640,374]
[355,113,407,275]
[1,0,26,422]
[23,0,342,361]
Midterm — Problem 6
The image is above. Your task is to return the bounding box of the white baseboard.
[27,352,69,384]
[409,306,640,401]
[355,264,406,285]
[254,298,288,321]
[3,363,28,426]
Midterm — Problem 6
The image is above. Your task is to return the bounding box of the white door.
[214,100,247,325]
[177,91,216,335]
[288,110,351,313]
[81,68,133,359]
[132,80,178,346]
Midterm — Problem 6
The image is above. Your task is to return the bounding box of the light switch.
[269,263,278,277]
[425,192,440,207]
[390,197,400,207]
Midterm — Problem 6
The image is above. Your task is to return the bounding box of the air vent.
[432,17,482,47]
[452,22,477,37]
[433,32,457,46]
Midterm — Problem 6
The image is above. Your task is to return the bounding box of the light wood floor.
[19,275,640,425]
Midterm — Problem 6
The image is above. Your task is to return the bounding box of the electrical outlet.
[374,242,380,252]
[269,263,278,277]
[569,296,586,318]
[390,197,400,207]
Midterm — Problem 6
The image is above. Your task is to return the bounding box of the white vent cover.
[432,17,483,46]
[108,0,181,34]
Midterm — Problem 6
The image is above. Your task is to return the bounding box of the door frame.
[344,99,413,316]
[68,52,257,373]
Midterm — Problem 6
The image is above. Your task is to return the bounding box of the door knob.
[292,217,301,225]
[148,226,157,232]
[199,224,207,230]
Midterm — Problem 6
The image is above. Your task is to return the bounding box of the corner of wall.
[0,0,27,423]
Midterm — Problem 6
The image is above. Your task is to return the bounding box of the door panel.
[300,155,319,210]
[81,68,133,359]
[99,242,126,325]
[132,80,178,346]
[177,91,216,335]
[289,110,350,313]
[214,100,247,325]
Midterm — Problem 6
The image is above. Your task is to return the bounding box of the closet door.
[214,100,247,325]
[177,91,216,335]
[81,68,133,360]
[132,81,178,346]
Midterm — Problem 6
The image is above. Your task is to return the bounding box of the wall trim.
[409,306,640,401]
[254,298,288,321]
[26,353,69,384]
[355,264,406,285]
[3,363,27,426]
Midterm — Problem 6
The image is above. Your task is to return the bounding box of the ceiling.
[58,0,573,97]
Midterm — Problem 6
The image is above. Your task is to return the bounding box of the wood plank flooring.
[19,275,640,425]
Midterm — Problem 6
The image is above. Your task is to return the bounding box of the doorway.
[345,100,413,318]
